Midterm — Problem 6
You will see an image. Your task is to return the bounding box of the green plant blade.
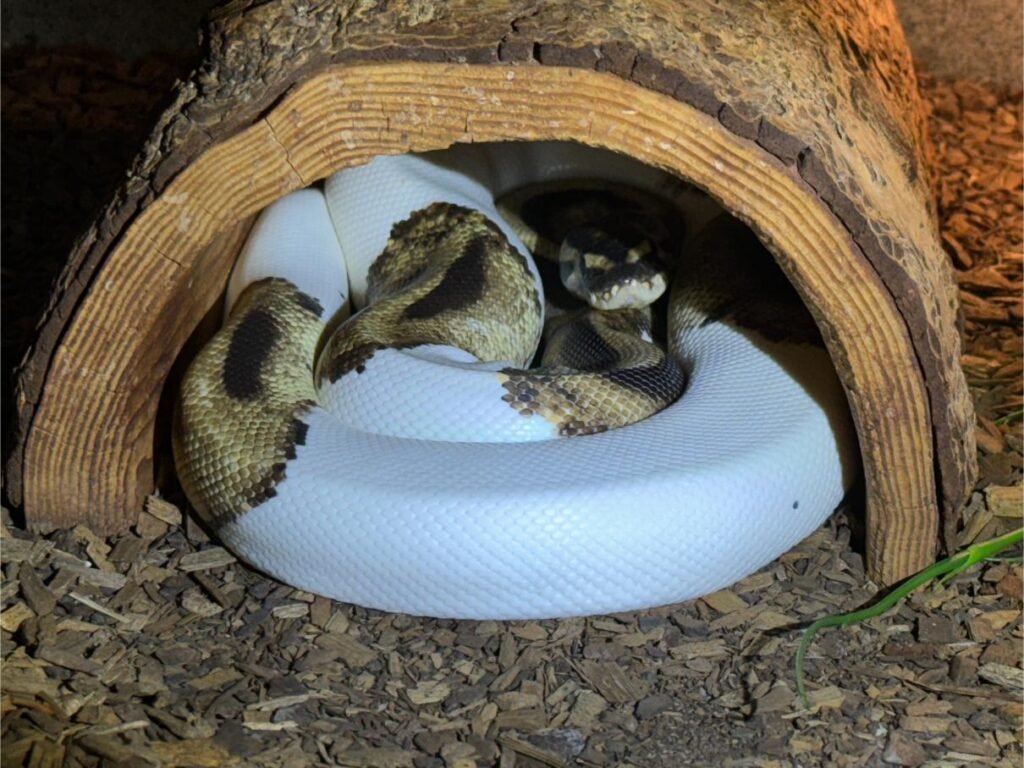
[794,526,1023,709]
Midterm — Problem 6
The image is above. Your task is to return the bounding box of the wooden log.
[5,0,976,585]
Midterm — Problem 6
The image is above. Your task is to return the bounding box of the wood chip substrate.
[2,54,1022,767]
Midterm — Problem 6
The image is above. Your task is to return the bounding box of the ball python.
[174,143,858,619]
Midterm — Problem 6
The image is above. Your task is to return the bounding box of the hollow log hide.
[6,0,977,585]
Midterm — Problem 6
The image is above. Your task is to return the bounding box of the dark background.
[2,0,214,57]
[2,1,221,468]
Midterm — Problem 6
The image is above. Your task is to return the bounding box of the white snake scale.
[174,142,859,619]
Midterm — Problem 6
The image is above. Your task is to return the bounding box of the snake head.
[559,223,669,311]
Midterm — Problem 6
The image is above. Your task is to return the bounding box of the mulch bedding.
[1,52,1021,768]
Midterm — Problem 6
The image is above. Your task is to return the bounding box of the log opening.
[14,63,950,583]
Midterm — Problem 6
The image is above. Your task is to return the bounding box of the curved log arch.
[7,0,975,586]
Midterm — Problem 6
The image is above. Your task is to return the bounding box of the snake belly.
[174,146,858,619]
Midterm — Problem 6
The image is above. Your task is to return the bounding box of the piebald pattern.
[317,203,542,383]
[177,190,689,526]
[315,199,685,439]
[169,147,855,620]
[174,278,323,528]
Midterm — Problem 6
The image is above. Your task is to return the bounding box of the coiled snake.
[174,143,857,619]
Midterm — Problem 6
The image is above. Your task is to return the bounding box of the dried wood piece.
[495,691,543,711]
[270,603,308,619]
[177,547,237,572]
[905,698,953,717]
[407,680,451,706]
[149,739,234,766]
[107,535,148,563]
[242,720,298,731]
[495,708,546,732]
[976,427,1006,455]
[634,693,675,719]
[985,486,1023,518]
[18,563,56,616]
[144,495,183,526]
[0,602,35,633]
[574,661,650,704]
[57,562,128,591]
[788,685,846,715]
[943,232,974,269]
[335,747,417,767]
[700,589,748,614]
[510,623,549,642]
[308,595,332,628]
[957,266,1021,292]
[567,690,608,729]
[979,664,1024,691]
[142,704,215,739]
[961,291,1012,322]
[497,734,571,767]
[1,537,50,566]
[76,733,155,764]
[36,645,103,676]
[189,571,234,609]
[181,588,223,617]
[70,525,116,572]
[901,714,955,735]
[881,732,928,766]
[668,639,729,659]
[246,693,318,712]
[313,632,378,668]
[188,668,243,691]
[135,509,171,540]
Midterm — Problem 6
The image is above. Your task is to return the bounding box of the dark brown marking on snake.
[323,339,439,383]
[295,418,309,444]
[603,356,686,400]
[388,202,458,241]
[404,235,488,319]
[294,291,324,318]
[554,322,621,371]
[323,341,383,383]
[519,188,633,245]
[288,417,310,456]
[563,221,645,265]
[232,413,313,519]
[534,251,580,309]
[222,308,279,401]
[244,460,285,509]
[559,421,609,438]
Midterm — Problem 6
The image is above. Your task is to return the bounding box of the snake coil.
[175,143,857,619]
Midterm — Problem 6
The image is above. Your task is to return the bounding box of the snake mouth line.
[587,273,668,310]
